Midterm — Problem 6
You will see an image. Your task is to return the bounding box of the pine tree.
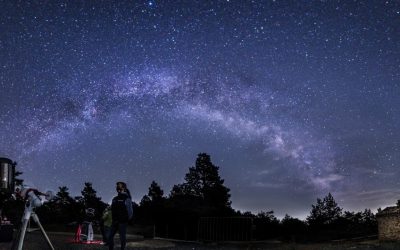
[37,186,76,224]
[56,186,74,205]
[140,181,164,206]
[307,193,342,227]
[139,181,166,225]
[281,214,307,240]
[148,181,164,202]
[323,193,342,224]
[361,208,377,229]
[176,153,231,209]
[81,182,100,207]
[79,182,106,220]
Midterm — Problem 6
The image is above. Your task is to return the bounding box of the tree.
[36,186,82,224]
[257,210,279,223]
[281,214,307,241]
[171,153,232,211]
[140,195,151,207]
[140,181,164,206]
[138,181,166,225]
[361,209,377,234]
[14,170,24,186]
[157,153,233,240]
[81,182,101,208]
[307,193,342,227]
[148,181,164,202]
[169,184,184,197]
[253,210,280,240]
[54,186,76,223]
[79,182,107,221]
[56,186,74,205]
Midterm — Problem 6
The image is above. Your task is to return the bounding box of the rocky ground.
[1,231,400,250]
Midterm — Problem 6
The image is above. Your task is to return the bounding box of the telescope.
[0,157,55,250]
[0,157,16,193]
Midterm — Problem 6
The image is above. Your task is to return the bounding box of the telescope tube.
[0,157,15,192]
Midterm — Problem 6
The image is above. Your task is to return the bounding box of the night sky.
[1,0,399,218]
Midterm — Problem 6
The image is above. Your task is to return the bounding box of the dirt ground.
[1,231,400,250]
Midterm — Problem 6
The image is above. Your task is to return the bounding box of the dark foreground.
[1,231,400,250]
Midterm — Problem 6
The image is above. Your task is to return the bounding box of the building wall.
[378,215,400,241]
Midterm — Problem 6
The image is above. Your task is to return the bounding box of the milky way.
[1,0,399,218]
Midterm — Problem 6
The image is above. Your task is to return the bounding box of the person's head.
[116,182,127,193]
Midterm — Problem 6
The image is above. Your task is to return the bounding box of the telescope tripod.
[12,202,54,250]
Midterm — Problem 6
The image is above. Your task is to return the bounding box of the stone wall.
[377,206,400,241]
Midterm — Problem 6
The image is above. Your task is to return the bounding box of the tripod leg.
[15,211,30,250]
[31,213,55,250]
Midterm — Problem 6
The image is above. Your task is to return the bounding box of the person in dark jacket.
[108,182,133,250]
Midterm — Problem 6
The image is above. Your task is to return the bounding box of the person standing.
[101,206,112,245]
[108,182,133,250]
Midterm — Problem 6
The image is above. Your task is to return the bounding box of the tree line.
[0,153,377,242]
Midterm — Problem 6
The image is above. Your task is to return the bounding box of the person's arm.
[125,198,133,220]
[102,210,108,220]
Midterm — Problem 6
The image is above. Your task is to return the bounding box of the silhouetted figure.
[108,182,133,250]
[101,206,112,245]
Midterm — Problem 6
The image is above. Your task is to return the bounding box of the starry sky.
[0,0,399,218]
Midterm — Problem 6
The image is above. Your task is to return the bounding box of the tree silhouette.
[154,153,234,240]
[81,182,100,207]
[281,214,307,241]
[360,209,377,233]
[171,153,231,211]
[79,182,107,221]
[56,186,74,205]
[141,181,165,206]
[307,193,342,227]
[148,181,164,202]
[169,184,184,197]
[14,170,23,187]
[253,210,280,239]
[138,181,166,226]
[36,187,66,224]
[257,211,278,222]
[54,186,76,223]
